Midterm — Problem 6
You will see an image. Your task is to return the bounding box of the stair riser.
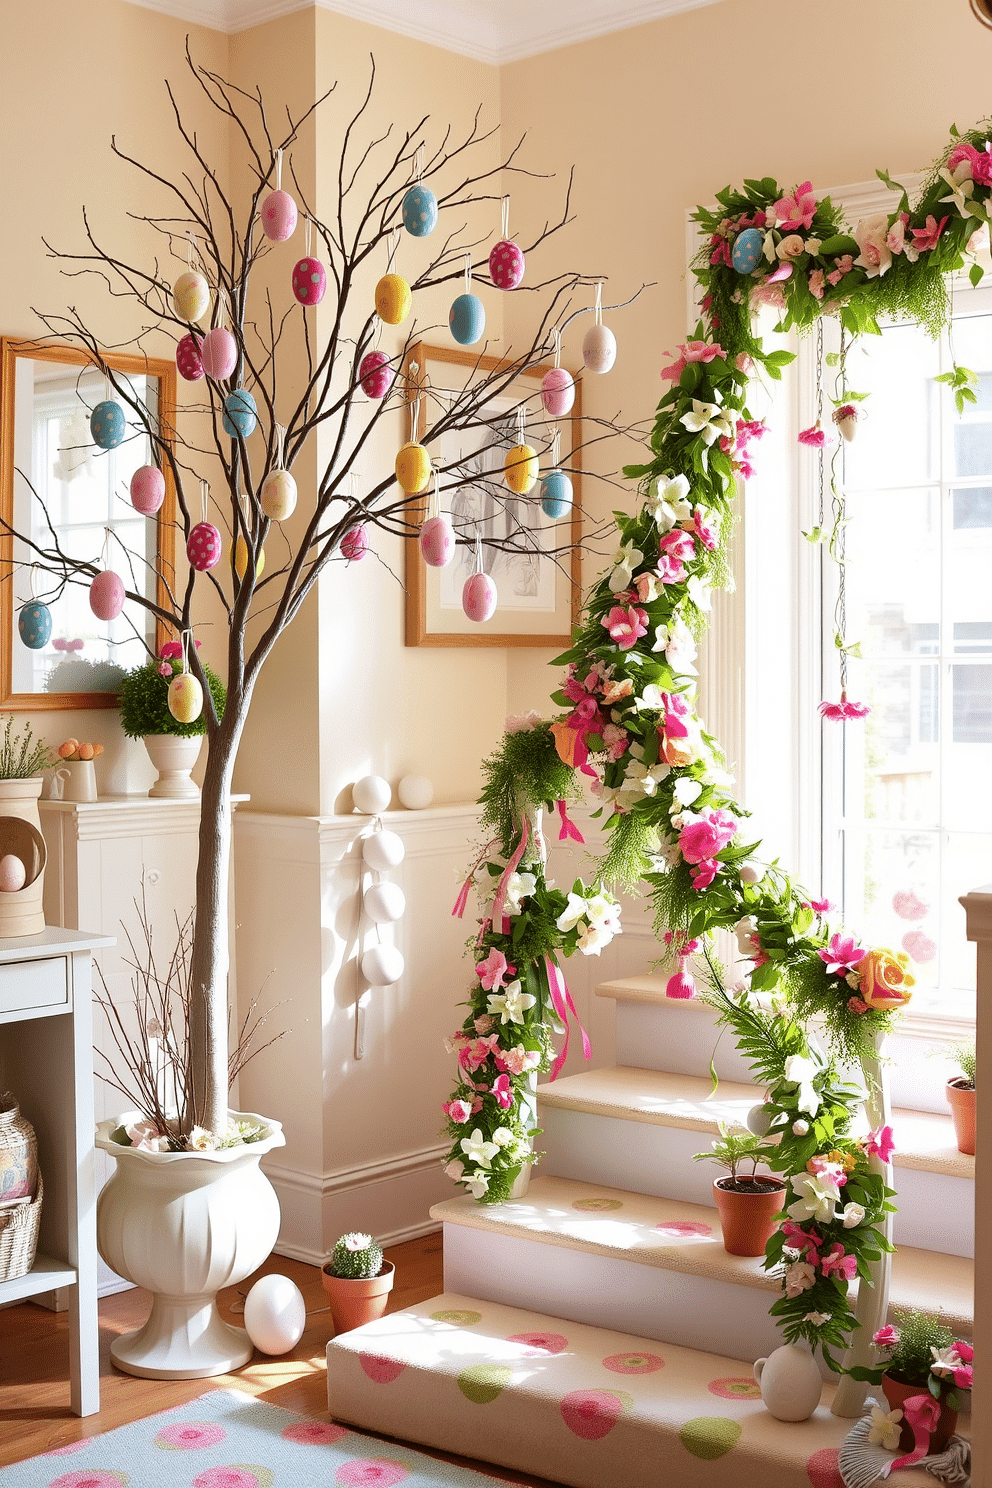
[538,1106,974,1258]
[614,1000,756,1082]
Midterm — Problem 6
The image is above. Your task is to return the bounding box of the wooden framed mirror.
[0,340,176,710]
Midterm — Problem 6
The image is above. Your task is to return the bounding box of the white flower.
[187,1126,219,1151]
[841,1202,866,1228]
[734,916,758,956]
[628,761,668,797]
[762,229,778,263]
[445,1159,465,1180]
[503,871,537,916]
[792,1119,810,1137]
[803,1311,831,1326]
[664,617,698,675]
[576,921,610,955]
[673,776,702,807]
[586,892,621,935]
[492,1127,515,1148]
[868,1405,904,1451]
[463,1168,491,1200]
[853,213,893,278]
[460,1128,499,1168]
[783,1261,817,1298]
[609,540,644,594]
[939,167,982,218]
[636,682,666,712]
[645,474,690,530]
[443,1035,460,1055]
[783,1053,821,1117]
[687,575,712,612]
[487,979,537,1026]
[652,624,671,654]
[556,891,589,933]
[680,399,735,447]
[930,1345,965,1378]
[787,1170,841,1225]
[805,237,822,256]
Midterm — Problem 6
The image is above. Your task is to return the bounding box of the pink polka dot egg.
[542,366,575,417]
[359,351,394,400]
[187,521,222,571]
[462,571,497,623]
[130,465,166,515]
[200,327,237,381]
[89,570,125,621]
[341,525,368,562]
[419,513,455,568]
[261,468,297,521]
[261,189,298,242]
[292,255,326,306]
[176,333,204,382]
[489,239,525,290]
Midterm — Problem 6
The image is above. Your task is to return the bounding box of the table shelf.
[0,1251,77,1306]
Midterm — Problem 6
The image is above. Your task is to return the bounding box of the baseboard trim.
[274,1217,442,1267]
[264,1141,449,1198]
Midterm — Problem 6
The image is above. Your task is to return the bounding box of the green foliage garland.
[118,657,226,739]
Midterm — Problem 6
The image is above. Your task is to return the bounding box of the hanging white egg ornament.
[353,775,392,814]
[582,322,617,374]
[261,189,298,242]
[540,469,573,520]
[243,1274,307,1356]
[363,830,405,871]
[395,442,431,495]
[462,571,497,623]
[292,256,326,306]
[17,601,52,650]
[504,444,538,495]
[168,670,203,725]
[402,183,438,237]
[200,327,237,381]
[419,513,455,568]
[341,525,368,562]
[362,943,405,987]
[397,774,433,810]
[176,333,204,382]
[489,239,525,290]
[173,270,210,322]
[359,352,394,400]
[89,570,125,621]
[541,367,575,417]
[222,389,258,440]
[261,468,297,522]
[131,465,166,515]
[90,401,126,450]
[731,227,764,274]
[187,522,223,572]
[375,274,412,326]
[364,880,406,924]
[449,293,486,346]
[0,855,26,893]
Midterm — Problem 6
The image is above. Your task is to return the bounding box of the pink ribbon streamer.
[556,799,585,844]
[884,1393,943,1474]
[545,955,592,1081]
[491,816,529,929]
[451,837,500,919]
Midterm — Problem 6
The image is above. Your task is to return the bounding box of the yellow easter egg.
[395,441,431,494]
[260,469,298,521]
[376,273,412,326]
[504,443,538,495]
[173,270,210,323]
[234,537,265,582]
[168,672,203,725]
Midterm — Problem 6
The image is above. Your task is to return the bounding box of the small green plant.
[693,1121,777,1186]
[951,1039,976,1090]
[328,1232,384,1279]
[0,716,55,779]
[118,657,226,740]
[853,1308,974,1408]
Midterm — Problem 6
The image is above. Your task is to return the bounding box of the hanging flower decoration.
[818,696,871,721]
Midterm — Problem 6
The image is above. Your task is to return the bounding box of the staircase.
[326,973,974,1488]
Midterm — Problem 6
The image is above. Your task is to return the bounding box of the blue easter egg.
[540,469,573,520]
[402,183,438,238]
[17,601,52,650]
[223,389,258,440]
[90,400,126,450]
[731,227,764,274]
[449,292,486,346]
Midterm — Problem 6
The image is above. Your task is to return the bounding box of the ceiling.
[126,0,726,62]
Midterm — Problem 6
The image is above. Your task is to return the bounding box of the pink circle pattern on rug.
[193,1467,273,1488]
[155,1422,227,1449]
[359,1353,406,1383]
[655,1220,712,1238]
[335,1460,409,1485]
[560,1389,629,1439]
[707,1377,762,1400]
[602,1352,665,1374]
[281,1422,349,1445]
[506,1332,568,1354]
[806,1447,845,1488]
[572,1198,623,1212]
[43,1441,89,1457]
[47,1474,129,1488]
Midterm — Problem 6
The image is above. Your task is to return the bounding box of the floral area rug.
[3,1387,526,1487]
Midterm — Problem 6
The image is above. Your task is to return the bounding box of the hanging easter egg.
[489,239,525,290]
[582,323,617,374]
[168,670,203,725]
[292,255,326,306]
[130,465,166,515]
[17,602,52,650]
[375,273,412,326]
[260,468,297,522]
[402,183,438,237]
[176,333,204,382]
[449,293,486,346]
[234,536,265,581]
[200,327,238,381]
[397,774,433,810]
[173,270,210,322]
[341,525,368,562]
[731,227,764,275]
[395,441,431,494]
[89,570,125,621]
[363,829,405,871]
[260,189,298,242]
[540,469,573,520]
[419,513,455,568]
[353,775,392,814]
[364,880,406,924]
[222,389,258,440]
[463,571,497,623]
[541,367,575,417]
[187,522,222,571]
[243,1274,307,1356]
[0,855,26,893]
[504,444,538,495]
[361,943,405,986]
[90,400,126,450]
[359,352,394,400]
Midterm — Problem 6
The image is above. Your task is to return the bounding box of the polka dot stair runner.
[325,1294,956,1488]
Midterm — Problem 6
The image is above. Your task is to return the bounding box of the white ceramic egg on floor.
[364,880,406,924]
[362,943,405,986]
[363,830,405,871]
[353,775,391,814]
[397,774,433,810]
[243,1273,307,1356]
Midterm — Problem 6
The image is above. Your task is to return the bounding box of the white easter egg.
[397,774,434,810]
[0,855,26,893]
[746,1103,774,1137]
[363,830,405,871]
[243,1273,306,1355]
[362,943,405,986]
[353,774,392,814]
[582,322,617,374]
[364,880,406,924]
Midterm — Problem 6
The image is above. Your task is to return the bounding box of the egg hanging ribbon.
[402,146,438,237]
[419,468,455,568]
[489,195,525,290]
[449,253,485,346]
[541,427,573,519]
[375,228,411,325]
[504,403,538,495]
[17,566,52,650]
[462,533,497,623]
[260,148,298,242]
[187,479,222,571]
[261,422,298,521]
[542,327,575,416]
[395,395,431,494]
[582,280,617,374]
[168,629,203,724]
[293,216,326,306]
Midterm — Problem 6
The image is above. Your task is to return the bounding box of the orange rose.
[858,948,915,1010]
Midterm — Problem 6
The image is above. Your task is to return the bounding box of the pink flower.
[657,552,687,586]
[693,508,717,550]
[834,405,858,422]
[864,1124,896,1163]
[836,254,854,274]
[158,661,172,677]
[873,1324,900,1349]
[602,723,629,761]
[458,1034,500,1073]
[818,932,867,975]
[798,425,828,447]
[476,948,512,992]
[910,215,949,253]
[809,897,833,913]
[954,1340,974,1364]
[947,141,981,176]
[494,1044,540,1075]
[973,150,992,187]
[602,605,648,650]
[808,268,825,300]
[751,281,787,311]
[690,860,717,890]
[665,967,696,999]
[853,214,892,278]
[954,1363,974,1390]
[491,1073,514,1110]
[159,639,200,659]
[709,238,733,269]
[781,1220,821,1256]
[820,1242,858,1281]
[735,352,754,374]
[847,996,868,1014]
[660,529,695,564]
[886,212,911,257]
[679,807,739,864]
[773,180,818,232]
[819,696,870,721]
[444,1099,472,1123]
[660,340,728,381]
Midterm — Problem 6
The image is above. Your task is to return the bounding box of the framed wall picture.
[403,341,582,648]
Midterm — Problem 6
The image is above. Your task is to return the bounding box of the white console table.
[0,927,113,1416]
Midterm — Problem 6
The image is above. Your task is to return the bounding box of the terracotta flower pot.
[946,1078,975,1156]
[321,1260,395,1334]
[881,1373,958,1455]
[712,1175,786,1257]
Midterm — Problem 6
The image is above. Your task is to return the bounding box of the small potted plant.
[693,1121,785,1256]
[946,1040,975,1156]
[118,643,226,799]
[321,1232,395,1334]
[863,1310,971,1457]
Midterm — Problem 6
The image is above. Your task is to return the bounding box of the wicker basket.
[0,1093,39,1204]
[0,1171,43,1283]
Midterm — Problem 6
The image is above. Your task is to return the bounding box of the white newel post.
[960,885,991,1487]
[831,1027,893,1418]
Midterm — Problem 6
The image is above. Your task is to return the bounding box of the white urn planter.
[95,1111,285,1379]
[142,733,202,798]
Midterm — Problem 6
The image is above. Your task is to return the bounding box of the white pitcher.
[753,1341,823,1422]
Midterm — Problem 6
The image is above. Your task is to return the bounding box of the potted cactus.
[946,1040,976,1156]
[321,1232,395,1334]
[693,1122,785,1256]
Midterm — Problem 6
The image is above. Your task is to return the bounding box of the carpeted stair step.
[537,1065,975,1256]
[325,1291,942,1488]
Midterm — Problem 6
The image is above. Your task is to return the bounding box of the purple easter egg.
[200,328,237,381]
[261,189,298,242]
[293,255,326,306]
[489,239,525,290]
[89,569,125,621]
[341,525,368,562]
[359,351,394,400]
[130,465,166,515]
[176,333,204,382]
[542,366,575,417]
[187,521,222,571]
[419,514,455,568]
[462,571,497,623]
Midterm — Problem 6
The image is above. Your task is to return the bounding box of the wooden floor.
[0,1233,559,1486]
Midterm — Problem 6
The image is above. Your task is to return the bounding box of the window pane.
[843,323,939,489]
[841,828,940,997]
[844,488,939,658]
[952,662,992,742]
[952,486,992,527]
[849,663,940,824]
